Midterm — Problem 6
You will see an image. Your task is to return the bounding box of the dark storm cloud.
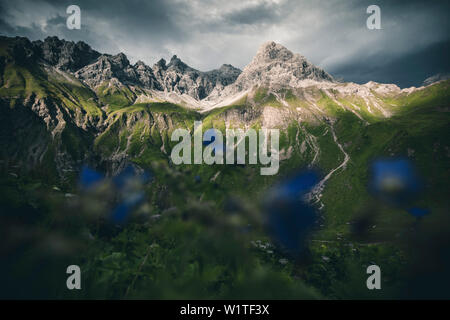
[324,0,450,87]
[223,1,282,25]
[331,40,450,88]
[0,0,448,87]
[0,0,187,62]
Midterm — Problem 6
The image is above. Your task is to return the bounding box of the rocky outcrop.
[74,51,241,101]
[207,41,334,102]
[0,94,95,177]
[34,36,101,72]
[150,56,241,100]
[74,53,160,89]
[240,41,333,86]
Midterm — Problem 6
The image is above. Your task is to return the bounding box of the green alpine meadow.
[0,34,449,299]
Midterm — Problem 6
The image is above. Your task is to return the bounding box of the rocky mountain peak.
[238,41,333,88]
[218,64,239,72]
[111,52,130,68]
[134,60,146,68]
[154,58,167,70]
[0,36,37,64]
[74,51,157,88]
[254,41,294,63]
[167,55,189,72]
[205,41,334,102]
[34,36,100,72]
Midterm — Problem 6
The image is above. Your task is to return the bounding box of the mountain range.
[1,34,449,299]
[0,35,448,198]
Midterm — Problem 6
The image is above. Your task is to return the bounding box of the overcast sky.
[1,0,449,87]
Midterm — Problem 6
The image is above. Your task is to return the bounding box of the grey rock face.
[242,42,331,88]
[205,64,243,92]
[206,41,334,102]
[0,36,38,65]
[74,50,241,100]
[34,36,101,72]
[29,36,241,101]
[135,60,162,90]
[153,55,241,100]
[74,53,160,89]
[246,41,333,84]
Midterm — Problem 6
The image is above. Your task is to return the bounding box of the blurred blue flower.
[264,170,319,255]
[111,191,146,224]
[113,165,152,190]
[111,165,152,223]
[271,170,318,200]
[370,158,421,205]
[79,165,104,189]
[79,164,151,224]
[408,207,430,218]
